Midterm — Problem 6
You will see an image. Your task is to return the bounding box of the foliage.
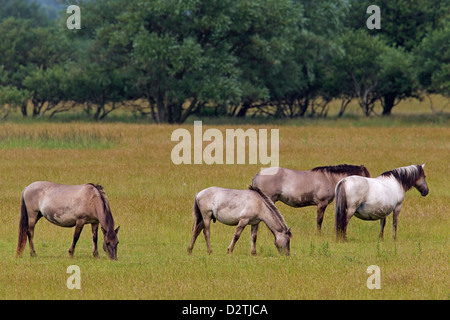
[0,0,448,121]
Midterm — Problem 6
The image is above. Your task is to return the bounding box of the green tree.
[346,0,448,51]
[377,47,419,115]
[344,0,448,115]
[331,30,388,116]
[414,22,450,98]
[0,14,72,117]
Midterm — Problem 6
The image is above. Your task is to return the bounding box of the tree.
[377,47,419,115]
[343,0,447,115]
[0,86,29,120]
[331,30,388,116]
[0,14,72,117]
[346,0,449,52]
[415,22,450,98]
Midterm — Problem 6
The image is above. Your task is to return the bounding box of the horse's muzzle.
[421,189,429,196]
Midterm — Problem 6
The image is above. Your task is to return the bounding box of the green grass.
[0,121,448,300]
[0,126,121,149]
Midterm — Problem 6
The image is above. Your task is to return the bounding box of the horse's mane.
[380,165,423,191]
[88,183,114,229]
[312,164,370,177]
[248,185,290,234]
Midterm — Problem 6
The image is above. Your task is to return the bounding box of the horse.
[335,164,429,241]
[250,164,371,232]
[16,181,120,260]
[187,185,292,256]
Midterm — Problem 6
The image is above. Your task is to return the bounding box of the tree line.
[0,0,449,123]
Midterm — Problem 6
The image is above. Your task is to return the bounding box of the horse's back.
[251,167,285,195]
[24,181,95,202]
[338,176,371,204]
[340,175,401,219]
[23,181,100,227]
[196,187,262,225]
[252,167,315,202]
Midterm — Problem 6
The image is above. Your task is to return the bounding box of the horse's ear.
[101,226,107,236]
[286,227,292,237]
[421,163,425,168]
[115,226,120,234]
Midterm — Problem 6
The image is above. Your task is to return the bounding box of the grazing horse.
[16,181,120,260]
[188,186,292,256]
[335,164,429,241]
[250,164,371,231]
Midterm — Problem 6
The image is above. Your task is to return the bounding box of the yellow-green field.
[0,119,448,299]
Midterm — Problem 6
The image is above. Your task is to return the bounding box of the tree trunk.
[236,100,251,118]
[382,93,396,116]
[21,102,28,117]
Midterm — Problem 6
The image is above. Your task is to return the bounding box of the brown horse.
[16,181,120,260]
[250,164,371,231]
[188,186,292,256]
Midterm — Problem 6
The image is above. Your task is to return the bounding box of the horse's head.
[275,228,292,256]
[415,164,429,197]
[102,226,120,260]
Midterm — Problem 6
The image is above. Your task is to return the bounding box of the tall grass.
[0,127,121,149]
[0,123,448,299]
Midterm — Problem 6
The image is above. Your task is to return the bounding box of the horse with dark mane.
[335,164,429,241]
[188,186,292,256]
[16,181,120,260]
[250,164,371,231]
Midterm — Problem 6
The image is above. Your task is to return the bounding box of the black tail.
[335,180,348,238]
[16,192,28,257]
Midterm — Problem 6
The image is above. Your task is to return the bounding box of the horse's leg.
[379,218,386,239]
[227,220,248,254]
[250,224,259,256]
[68,220,85,257]
[203,218,213,254]
[316,201,328,233]
[188,218,204,254]
[341,206,356,241]
[92,223,99,258]
[392,204,402,241]
[27,211,42,257]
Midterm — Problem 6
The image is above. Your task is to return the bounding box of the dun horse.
[335,164,429,240]
[188,186,292,256]
[16,181,120,260]
[251,164,370,231]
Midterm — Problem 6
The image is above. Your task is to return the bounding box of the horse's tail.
[16,192,29,257]
[335,180,348,238]
[192,196,204,229]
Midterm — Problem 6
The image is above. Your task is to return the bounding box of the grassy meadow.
[0,102,449,299]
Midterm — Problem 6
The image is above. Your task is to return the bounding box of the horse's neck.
[379,176,406,197]
[97,203,115,232]
[261,207,287,235]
